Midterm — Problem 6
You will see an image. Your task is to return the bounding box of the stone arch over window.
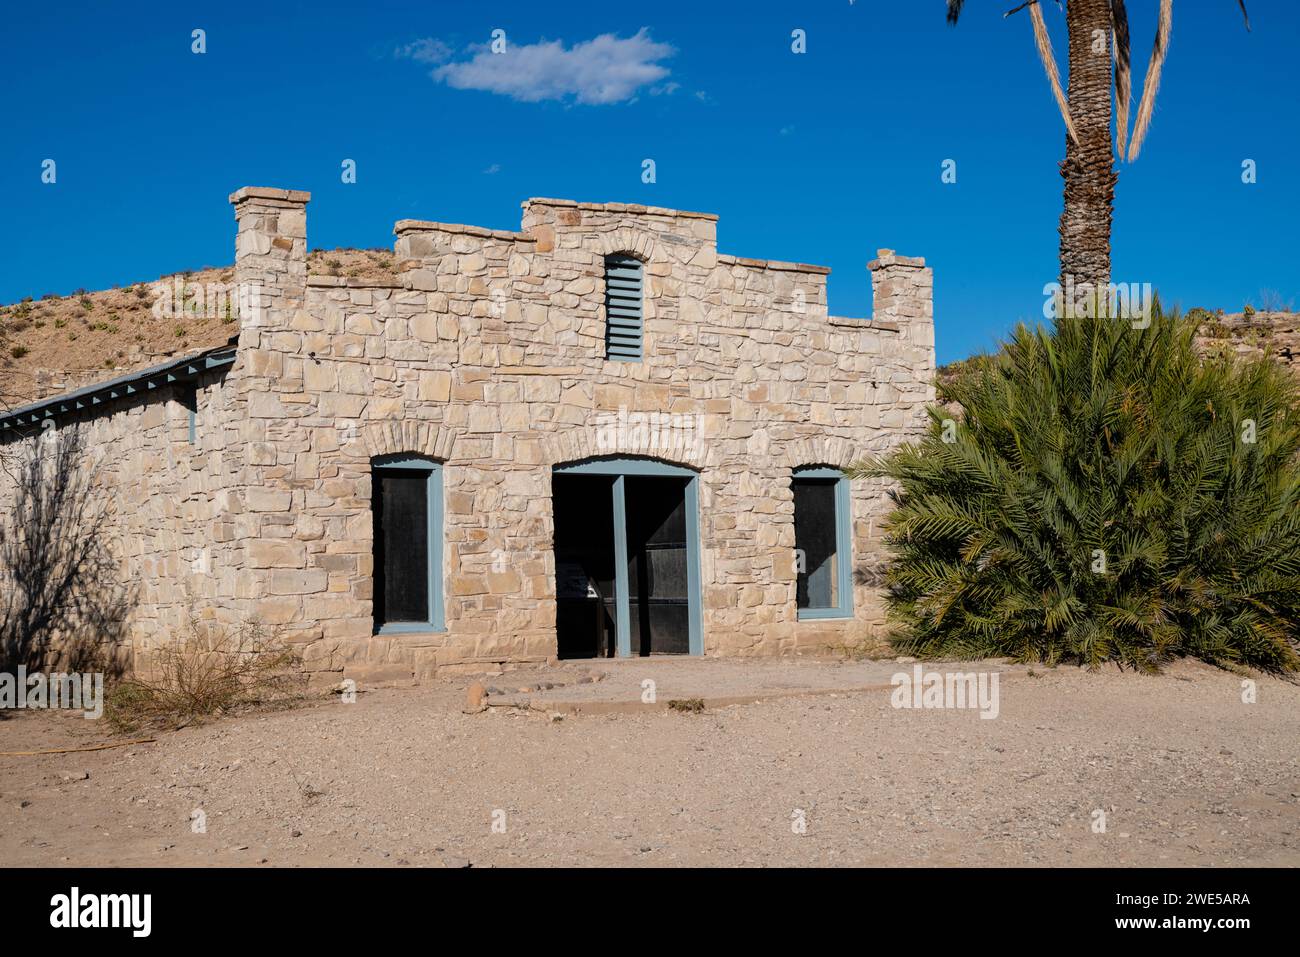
[596,227,658,261]
[361,421,458,462]
[784,435,859,472]
[540,421,713,472]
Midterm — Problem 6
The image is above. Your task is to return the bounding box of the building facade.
[0,187,935,685]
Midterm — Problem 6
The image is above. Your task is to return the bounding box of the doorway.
[552,458,702,658]
[553,474,617,658]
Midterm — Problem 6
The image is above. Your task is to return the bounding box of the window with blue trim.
[372,455,444,633]
[792,466,853,619]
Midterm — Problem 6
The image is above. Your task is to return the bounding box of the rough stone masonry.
[0,187,935,687]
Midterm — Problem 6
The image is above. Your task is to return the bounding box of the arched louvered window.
[604,254,644,361]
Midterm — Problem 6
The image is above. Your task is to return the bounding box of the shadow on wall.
[0,425,133,678]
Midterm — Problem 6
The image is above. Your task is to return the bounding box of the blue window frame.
[372,455,444,634]
[792,466,853,620]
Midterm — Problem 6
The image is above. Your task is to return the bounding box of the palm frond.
[1128,0,1173,161]
[1111,0,1133,158]
[1028,0,1079,144]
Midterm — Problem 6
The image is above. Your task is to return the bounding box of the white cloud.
[482,163,501,175]
[395,38,451,64]
[428,29,674,105]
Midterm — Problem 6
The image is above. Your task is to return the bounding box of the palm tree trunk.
[1059,0,1117,290]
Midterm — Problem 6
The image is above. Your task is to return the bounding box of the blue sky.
[1,0,1296,364]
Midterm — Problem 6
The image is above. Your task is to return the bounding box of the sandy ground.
[1,657,1296,867]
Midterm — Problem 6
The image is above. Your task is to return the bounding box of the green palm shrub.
[855,304,1300,672]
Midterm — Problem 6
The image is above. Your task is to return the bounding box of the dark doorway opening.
[553,475,617,659]
[553,470,695,658]
[626,477,691,655]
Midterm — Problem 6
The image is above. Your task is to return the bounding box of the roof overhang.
[0,344,237,437]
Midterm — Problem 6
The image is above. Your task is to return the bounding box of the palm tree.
[856,304,1300,673]
[944,0,1251,288]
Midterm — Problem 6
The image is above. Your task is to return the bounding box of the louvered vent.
[604,254,643,361]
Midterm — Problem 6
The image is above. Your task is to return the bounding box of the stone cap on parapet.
[717,253,831,276]
[523,197,719,222]
[229,186,312,206]
[869,248,927,270]
[393,219,536,243]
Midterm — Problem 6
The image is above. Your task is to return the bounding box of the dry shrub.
[106,619,305,733]
[667,698,705,713]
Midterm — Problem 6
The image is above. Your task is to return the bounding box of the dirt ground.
[1,657,1296,867]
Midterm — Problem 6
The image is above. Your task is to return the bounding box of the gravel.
[0,658,1295,867]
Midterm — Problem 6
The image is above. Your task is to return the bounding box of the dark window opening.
[793,468,851,618]
[794,478,838,610]
[372,460,442,631]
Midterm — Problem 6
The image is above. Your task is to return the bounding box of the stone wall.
[213,190,934,685]
[1,187,936,685]
[1195,311,1300,378]
[0,372,231,666]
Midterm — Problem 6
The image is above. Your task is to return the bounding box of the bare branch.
[0,425,130,673]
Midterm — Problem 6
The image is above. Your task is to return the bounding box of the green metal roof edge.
[0,342,238,435]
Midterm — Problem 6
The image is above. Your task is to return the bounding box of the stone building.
[0,187,935,685]
[1195,310,1300,378]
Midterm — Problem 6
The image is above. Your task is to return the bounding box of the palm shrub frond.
[854,303,1300,672]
